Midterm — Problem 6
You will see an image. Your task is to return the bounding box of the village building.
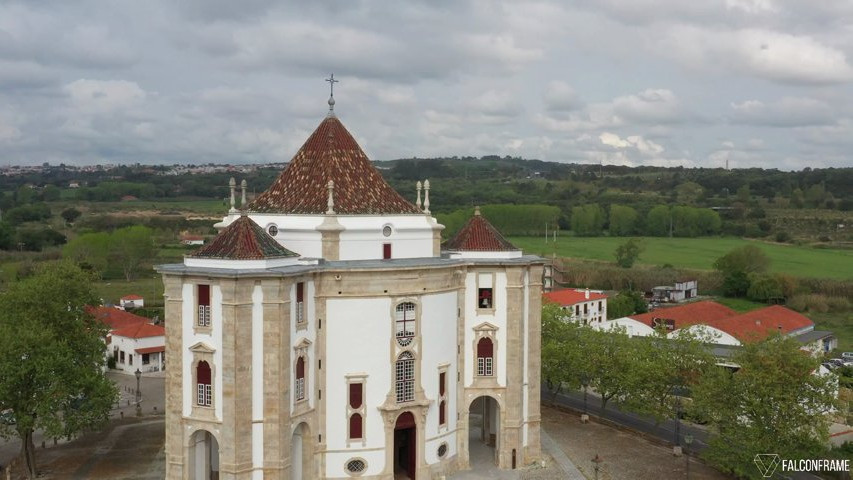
[91,306,166,374]
[120,294,145,309]
[543,288,607,325]
[650,279,698,304]
[156,94,543,480]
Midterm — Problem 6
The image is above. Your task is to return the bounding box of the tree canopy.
[0,262,117,479]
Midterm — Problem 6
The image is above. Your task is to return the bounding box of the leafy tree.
[713,245,770,296]
[571,204,605,236]
[736,184,750,203]
[109,225,155,281]
[61,207,82,225]
[746,273,784,303]
[607,290,648,318]
[646,205,671,236]
[608,204,638,236]
[541,303,594,403]
[586,327,636,410]
[691,336,836,478]
[0,221,12,250]
[41,185,61,202]
[614,238,643,268]
[63,232,112,275]
[15,226,66,251]
[0,262,117,479]
[4,203,51,226]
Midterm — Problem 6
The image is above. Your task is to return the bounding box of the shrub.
[775,231,792,243]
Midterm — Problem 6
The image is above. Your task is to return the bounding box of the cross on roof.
[325,73,339,97]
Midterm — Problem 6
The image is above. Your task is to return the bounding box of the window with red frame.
[477,338,494,376]
[197,284,211,327]
[197,361,212,406]
[295,356,305,401]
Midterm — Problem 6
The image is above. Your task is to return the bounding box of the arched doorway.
[292,422,312,480]
[393,411,417,480]
[188,430,220,480]
[468,396,500,468]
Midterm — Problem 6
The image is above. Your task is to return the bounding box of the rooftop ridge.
[443,208,518,252]
[190,215,299,260]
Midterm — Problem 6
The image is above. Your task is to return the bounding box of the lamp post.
[592,454,603,480]
[134,369,142,417]
[683,434,693,480]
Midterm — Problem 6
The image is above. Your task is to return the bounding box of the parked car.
[0,409,15,425]
[841,352,853,360]
[822,362,838,371]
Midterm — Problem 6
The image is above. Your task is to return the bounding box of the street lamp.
[683,434,693,480]
[592,454,603,480]
[134,368,142,417]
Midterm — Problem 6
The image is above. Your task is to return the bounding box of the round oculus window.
[267,225,278,236]
[437,442,448,458]
[382,225,392,237]
[346,458,366,474]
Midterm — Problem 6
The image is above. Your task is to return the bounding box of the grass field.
[509,236,853,280]
[94,276,163,308]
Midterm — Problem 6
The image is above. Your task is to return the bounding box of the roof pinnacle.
[325,73,339,117]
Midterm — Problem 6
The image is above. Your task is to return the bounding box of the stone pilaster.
[525,265,544,463]
[317,216,344,261]
[163,274,184,480]
[262,278,289,478]
[502,267,525,469]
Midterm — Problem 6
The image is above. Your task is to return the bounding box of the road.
[545,389,825,480]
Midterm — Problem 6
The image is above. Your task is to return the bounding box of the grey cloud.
[729,97,836,127]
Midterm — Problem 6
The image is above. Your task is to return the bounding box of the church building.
[157,88,543,480]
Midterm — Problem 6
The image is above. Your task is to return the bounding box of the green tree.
[691,336,836,478]
[746,273,785,303]
[109,225,155,281]
[541,303,594,403]
[736,184,750,203]
[608,204,638,236]
[0,221,12,250]
[41,185,61,202]
[646,205,671,236]
[607,290,648,318]
[713,245,770,297]
[60,207,82,225]
[614,238,643,268]
[0,262,117,479]
[586,327,636,410]
[571,204,605,236]
[63,232,112,275]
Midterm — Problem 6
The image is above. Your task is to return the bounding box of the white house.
[156,98,543,480]
[543,288,608,325]
[109,321,166,374]
[120,294,144,309]
[651,280,698,303]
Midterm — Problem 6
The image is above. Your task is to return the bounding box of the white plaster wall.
[463,271,507,387]
[184,257,299,269]
[110,334,164,374]
[448,250,522,259]
[672,324,741,346]
[419,291,458,445]
[251,286,264,478]
[325,297,392,477]
[181,283,223,420]
[291,280,317,413]
[595,318,656,338]
[337,215,436,260]
[246,213,324,258]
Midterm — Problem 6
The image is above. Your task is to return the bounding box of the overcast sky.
[2,0,853,170]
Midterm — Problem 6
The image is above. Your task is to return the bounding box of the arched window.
[395,351,415,403]
[197,361,212,406]
[395,302,416,347]
[349,413,363,439]
[477,338,494,376]
[295,356,306,401]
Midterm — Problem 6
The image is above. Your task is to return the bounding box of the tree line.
[541,303,838,478]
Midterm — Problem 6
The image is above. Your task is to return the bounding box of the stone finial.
[326,180,335,215]
[474,205,481,216]
[240,179,247,207]
[423,179,431,214]
[229,177,237,213]
[416,181,422,209]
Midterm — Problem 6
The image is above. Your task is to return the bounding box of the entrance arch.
[393,411,417,480]
[188,429,220,480]
[468,396,501,468]
[292,422,312,480]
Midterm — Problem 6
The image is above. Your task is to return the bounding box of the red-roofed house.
[629,300,737,332]
[120,294,144,309]
[544,288,608,325]
[91,306,165,374]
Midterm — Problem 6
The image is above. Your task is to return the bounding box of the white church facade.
[157,96,543,479]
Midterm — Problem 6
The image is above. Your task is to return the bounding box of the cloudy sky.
[2,0,853,169]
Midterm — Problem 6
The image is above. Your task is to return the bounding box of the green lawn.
[509,236,853,280]
[94,276,163,308]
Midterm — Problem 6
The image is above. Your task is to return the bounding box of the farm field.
[509,236,853,280]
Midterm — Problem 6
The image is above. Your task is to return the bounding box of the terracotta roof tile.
[709,305,814,342]
[543,289,608,306]
[189,215,299,260]
[121,294,143,300]
[629,301,738,329]
[443,208,518,251]
[248,116,422,215]
[87,306,151,330]
[135,346,165,354]
[112,322,165,339]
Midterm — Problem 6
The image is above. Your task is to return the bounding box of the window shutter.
[349,383,362,409]
[198,284,210,306]
[439,372,446,396]
[296,357,305,379]
[383,243,392,259]
[477,338,493,357]
[439,400,446,425]
[197,361,211,384]
[296,282,304,302]
[349,413,363,439]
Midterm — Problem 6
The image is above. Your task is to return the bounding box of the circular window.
[382,225,392,237]
[345,458,366,475]
[437,442,448,458]
[267,225,278,236]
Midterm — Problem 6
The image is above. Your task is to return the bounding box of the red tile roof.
[248,116,422,215]
[710,305,814,342]
[629,300,738,329]
[543,289,608,306]
[88,306,151,330]
[121,294,143,300]
[443,208,518,251]
[189,215,299,260]
[135,346,165,354]
[112,322,165,339]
